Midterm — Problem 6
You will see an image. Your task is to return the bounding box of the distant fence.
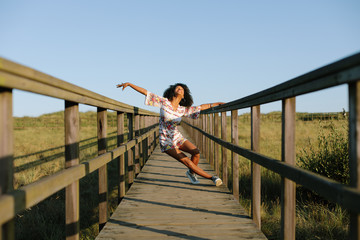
[0,57,159,240]
[182,52,360,240]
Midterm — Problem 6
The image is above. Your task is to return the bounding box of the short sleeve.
[184,106,201,119]
[145,92,166,108]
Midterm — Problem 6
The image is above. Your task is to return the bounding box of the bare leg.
[179,140,200,174]
[165,148,212,179]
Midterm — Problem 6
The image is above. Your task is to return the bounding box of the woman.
[116,82,224,186]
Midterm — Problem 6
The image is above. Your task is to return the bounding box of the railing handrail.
[0,128,158,226]
[183,121,360,212]
[203,52,360,114]
[0,57,158,116]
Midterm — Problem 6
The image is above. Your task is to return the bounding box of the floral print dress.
[145,92,201,152]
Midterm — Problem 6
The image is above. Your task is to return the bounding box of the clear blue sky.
[1,0,359,117]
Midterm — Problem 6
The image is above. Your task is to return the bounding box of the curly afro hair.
[163,83,193,107]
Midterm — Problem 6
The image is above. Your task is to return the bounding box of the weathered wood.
[231,110,239,201]
[182,120,360,213]
[98,108,108,231]
[202,115,206,155]
[134,114,140,174]
[214,113,220,176]
[349,81,360,240]
[139,116,146,169]
[221,112,228,186]
[205,114,209,161]
[209,113,214,167]
[0,58,158,116]
[251,105,261,229]
[96,128,267,240]
[202,53,360,114]
[0,88,14,240]
[0,128,159,226]
[127,113,135,185]
[117,112,125,203]
[281,98,296,240]
[65,101,80,240]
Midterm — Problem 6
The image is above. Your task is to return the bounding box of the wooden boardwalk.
[96,128,267,240]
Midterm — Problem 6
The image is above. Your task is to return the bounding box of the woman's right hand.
[116,82,148,96]
[116,82,131,90]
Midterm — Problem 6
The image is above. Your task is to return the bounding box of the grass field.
[11,111,349,239]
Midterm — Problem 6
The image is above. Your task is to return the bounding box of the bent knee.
[191,148,200,156]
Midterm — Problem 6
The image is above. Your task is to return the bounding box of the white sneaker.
[186,170,200,184]
[211,176,223,187]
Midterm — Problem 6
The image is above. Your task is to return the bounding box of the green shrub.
[298,121,349,184]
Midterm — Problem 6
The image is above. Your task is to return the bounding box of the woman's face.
[175,85,184,98]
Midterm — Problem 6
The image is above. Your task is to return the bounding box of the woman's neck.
[170,96,182,110]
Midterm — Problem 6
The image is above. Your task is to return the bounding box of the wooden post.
[197,118,201,153]
[146,116,151,157]
[127,113,134,185]
[145,116,150,159]
[65,101,80,240]
[214,113,220,175]
[202,115,206,155]
[281,97,296,240]
[349,82,360,240]
[134,114,140,175]
[251,105,261,229]
[117,112,125,204]
[198,116,202,153]
[140,115,145,168]
[209,113,214,166]
[204,115,208,160]
[221,112,228,186]
[231,110,239,201]
[97,108,108,231]
[0,88,14,240]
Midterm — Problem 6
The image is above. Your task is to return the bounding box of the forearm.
[200,102,225,111]
[117,82,148,96]
[128,83,148,96]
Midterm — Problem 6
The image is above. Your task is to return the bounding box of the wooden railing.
[182,52,360,240]
[0,57,159,240]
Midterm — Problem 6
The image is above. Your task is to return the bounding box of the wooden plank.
[202,115,206,155]
[221,112,228,186]
[0,128,159,226]
[251,105,261,229]
[117,112,126,203]
[134,115,140,174]
[281,97,296,240]
[0,58,158,116]
[140,116,145,168]
[205,115,209,161]
[202,53,360,114]
[65,101,80,240]
[98,108,108,231]
[182,120,360,213]
[127,113,135,185]
[349,81,360,240]
[209,113,214,166]
[96,126,267,240]
[214,113,220,175]
[0,88,14,240]
[231,110,239,201]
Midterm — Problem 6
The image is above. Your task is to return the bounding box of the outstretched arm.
[116,82,148,96]
[199,102,225,111]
